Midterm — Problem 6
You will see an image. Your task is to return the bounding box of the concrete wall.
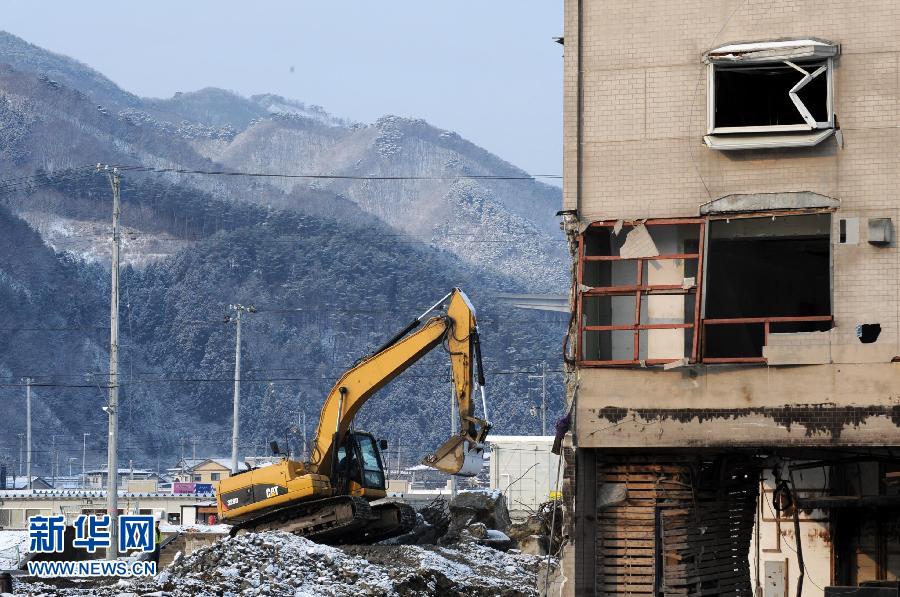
[577,363,900,448]
[565,0,900,448]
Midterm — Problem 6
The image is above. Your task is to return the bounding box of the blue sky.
[2,1,563,181]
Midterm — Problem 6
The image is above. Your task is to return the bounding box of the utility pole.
[529,362,548,436]
[68,457,77,477]
[102,165,122,559]
[191,438,198,462]
[17,433,23,477]
[227,304,255,474]
[25,379,32,491]
[51,435,60,487]
[82,433,90,488]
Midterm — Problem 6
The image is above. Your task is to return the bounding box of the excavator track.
[229,496,376,543]
[361,501,418,543]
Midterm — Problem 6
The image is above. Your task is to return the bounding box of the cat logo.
[265,486,280,499]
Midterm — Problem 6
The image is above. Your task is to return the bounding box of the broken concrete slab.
[699,191,840,215]
[619,224,659,258]
[442,490,513,547]
[764,330,833,365]
[764,345,832,365]
[663,358,690,370]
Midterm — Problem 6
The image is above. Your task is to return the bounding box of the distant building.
[0,489,215,529]
[168,458,249,484]
[2,476,52,490]
[84,467,160,489]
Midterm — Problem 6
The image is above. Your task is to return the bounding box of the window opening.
[704,39,838,150]
[702,214,832,362]
[578,220,704,365]
[714,61,828,130]
[354,434,386,490]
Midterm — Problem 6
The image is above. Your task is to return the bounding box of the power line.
[0,368,565,389]
[112,164,562,181]
[0,165,561,194]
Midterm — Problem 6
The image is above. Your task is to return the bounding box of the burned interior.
[703,213,832,361]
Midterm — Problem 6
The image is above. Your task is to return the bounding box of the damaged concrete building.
[560,1,900,595]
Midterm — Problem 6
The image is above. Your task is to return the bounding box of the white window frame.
[707,57,834,135]
[703,39,840,143]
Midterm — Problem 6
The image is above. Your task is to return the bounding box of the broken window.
[577,220,703,365]
[702,214,833,362]
[704,39,838,150]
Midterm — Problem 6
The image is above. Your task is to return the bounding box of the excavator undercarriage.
[229,496,416,544]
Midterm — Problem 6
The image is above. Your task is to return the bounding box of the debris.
[619,223,659,258]
[443,490,511,546]
[663,357,689,370]
[517,535,548,556]
[15,530,552,596]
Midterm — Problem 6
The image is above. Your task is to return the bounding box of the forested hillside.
[0,31,567,471]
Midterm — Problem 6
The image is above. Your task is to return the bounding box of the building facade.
[0,489,216,529]
[562,1,900,594]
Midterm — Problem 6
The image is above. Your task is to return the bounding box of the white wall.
[489,436,559,519]
[750,467,832,596]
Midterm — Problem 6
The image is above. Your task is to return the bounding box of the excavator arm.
[307,288,491,479]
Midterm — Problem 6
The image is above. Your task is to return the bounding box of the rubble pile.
[14,530,550,596]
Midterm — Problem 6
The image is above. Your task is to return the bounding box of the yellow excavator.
[215,288,491,543]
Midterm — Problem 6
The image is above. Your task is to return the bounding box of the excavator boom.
[308,288,491,478]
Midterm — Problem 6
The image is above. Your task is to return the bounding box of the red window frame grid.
[576,218,706,367]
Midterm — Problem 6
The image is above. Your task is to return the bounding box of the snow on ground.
[13,530,551,596]
[159,523,231,535]
[0,530,28,569]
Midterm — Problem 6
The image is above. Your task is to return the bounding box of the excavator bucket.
[422,435,484,477]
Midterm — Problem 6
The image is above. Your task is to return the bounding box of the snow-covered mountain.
[0,31,565,291]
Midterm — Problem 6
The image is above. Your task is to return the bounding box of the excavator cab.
[332,431,388,496]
